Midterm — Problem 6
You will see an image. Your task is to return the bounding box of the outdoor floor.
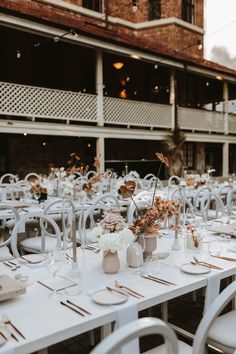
[48,280,232,354]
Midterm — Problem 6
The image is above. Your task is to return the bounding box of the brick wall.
[0,0,204,60]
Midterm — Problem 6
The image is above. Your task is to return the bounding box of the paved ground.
[48,283,230,354]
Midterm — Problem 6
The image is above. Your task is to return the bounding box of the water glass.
[64,266,82,296]
[145,255,160,275]
[208,240,221,256]
[45,250,63,298]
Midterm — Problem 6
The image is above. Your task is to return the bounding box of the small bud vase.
[126,242,143,268]
[143,235,157,260]
[102,250,120,274]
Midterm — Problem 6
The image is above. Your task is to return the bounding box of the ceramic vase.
[143,235,157,260]
[102,250,120,274]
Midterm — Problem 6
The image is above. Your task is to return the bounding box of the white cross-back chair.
[200,191,225,221]
[168,175,181,187]
[77,193,120,244]
[24,172,41,182]
[226,187,236,216]
[0,204,19,261]
[0,174,18,184]
[217,184,233,207]
[90,317,178,354]
[11,212,61,257]
[192,186,212,213]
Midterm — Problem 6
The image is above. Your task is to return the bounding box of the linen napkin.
[203,271,221,314]
[114,302,139,354]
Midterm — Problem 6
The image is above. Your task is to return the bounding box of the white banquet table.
[0,234,236,354]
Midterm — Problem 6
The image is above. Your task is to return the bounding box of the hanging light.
[16,50,21,59]
[113,62,124,70]
[132,0,137,12]
[197,40,203,50]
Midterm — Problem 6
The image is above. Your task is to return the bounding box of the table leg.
[101,323,112,339]
[161,301,168,322]
[37,348,48,354]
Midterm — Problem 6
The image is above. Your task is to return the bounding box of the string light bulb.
[197,40,203,50]
[16,50,21,59]
[132,0,137,12]
[70,29,78,38]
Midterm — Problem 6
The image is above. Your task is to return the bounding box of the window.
[182,0,195,24]
[183,143,194,168]
[148,0,161,20]
[82,0,103,13]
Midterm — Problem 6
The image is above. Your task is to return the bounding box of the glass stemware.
[45,250,63,298]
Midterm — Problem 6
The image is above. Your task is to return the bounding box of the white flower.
[87,226,103,242]
[98,232,123,252]
[119,228,134,245]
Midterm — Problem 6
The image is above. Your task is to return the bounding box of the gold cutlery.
[193,257,223,270]
[115,280,145,298]
[211,255,236,262]
[0,330,7,340]
[141,274,172,285]
[2,314,26,340]
[3,262,20,271]
[146,274,176,286]
[60,301,85,316]
[66,300,92,315]
[84,245,100,253]
[106,286,128,297]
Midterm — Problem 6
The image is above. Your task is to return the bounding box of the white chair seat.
[144,340,191,354]
[208,310,236,353]
[0,246,14,261]
[20,236,62,253]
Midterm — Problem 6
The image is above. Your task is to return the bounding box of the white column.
[96,136,105,173]
[96,50,104,127]
[223,82,229,135]
[222,142,229,177]
[170,71,176,130]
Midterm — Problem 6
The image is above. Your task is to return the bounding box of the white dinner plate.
[18,254,45,264]
[180,263,210,275]
[92,288,128,305]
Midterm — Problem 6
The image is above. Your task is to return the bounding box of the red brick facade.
[0,0,204,60]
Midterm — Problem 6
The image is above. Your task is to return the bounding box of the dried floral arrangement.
[129,196,182,236]
[186,224,201,248]
[30,180,47,195]
[82,174,103,194]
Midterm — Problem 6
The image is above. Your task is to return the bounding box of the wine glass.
[45,250,63,298]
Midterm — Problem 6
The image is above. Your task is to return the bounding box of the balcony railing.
[178,106,224,133]
[0,81,235,135]
[104,96,172,129]
[0,81,97,122]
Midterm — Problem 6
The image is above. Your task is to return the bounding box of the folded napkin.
[114,302,139,354]
[203,272,221,314]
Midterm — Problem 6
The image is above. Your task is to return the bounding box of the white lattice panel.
[104,97,172,128]
[178,107,224,133]
[0,81,97,122]
[229,114,236,134]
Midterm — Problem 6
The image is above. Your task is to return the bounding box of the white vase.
[126,242,143,268]
[102,250,120,274]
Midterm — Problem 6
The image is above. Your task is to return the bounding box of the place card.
[37,276,76,292]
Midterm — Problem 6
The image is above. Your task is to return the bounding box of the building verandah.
[0,13,236,176]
